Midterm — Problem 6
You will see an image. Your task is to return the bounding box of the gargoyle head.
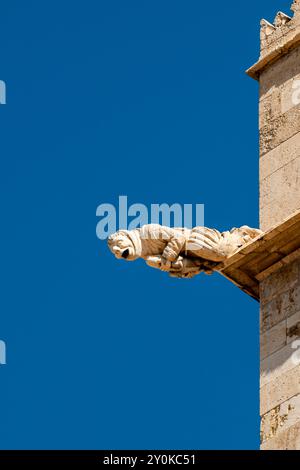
[107,231,140,261]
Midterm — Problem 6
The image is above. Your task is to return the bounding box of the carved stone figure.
[108,224,262,278]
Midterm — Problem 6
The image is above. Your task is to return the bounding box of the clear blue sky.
[0,0,292,450]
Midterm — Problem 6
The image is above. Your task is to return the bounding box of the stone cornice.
[247,1,300,80]
[247,28,300,80]
[218,209,300,301]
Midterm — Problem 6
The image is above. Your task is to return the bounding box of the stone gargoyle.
[107,224,262,278]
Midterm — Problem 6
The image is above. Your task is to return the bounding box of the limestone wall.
[254,1,300,450]
[259,45,300,231]
[260,260,300,449]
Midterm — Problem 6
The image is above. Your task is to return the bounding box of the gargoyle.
[107,224,262,278]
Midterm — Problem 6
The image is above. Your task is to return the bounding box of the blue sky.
[0,0,292,450]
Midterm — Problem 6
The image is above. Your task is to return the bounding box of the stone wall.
[255,1,300,450]
[260,260,300,449]
[259,45,300,231]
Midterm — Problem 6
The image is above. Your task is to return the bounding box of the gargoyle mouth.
[121,249,130,259]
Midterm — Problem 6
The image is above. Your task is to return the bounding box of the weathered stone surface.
[260,103,300,157]
[261,365,300,415]
[248,1,300,450]
[247,2,300,80]
[287,310,300,343]
[260,157,300,227]
[258,51,300,243]
[260,342,300,388]
[260,200,300,232]
[260,260,299,305]
[260,279,300,333]
[260,132,300,181]
[260,320,287,360]
[219,211,300,301]
[259,91,282,130]
[281,77,300,115]
[258,50,300,131]
[259,45,300,99]
[261,394,300,444]
[261,421,300,450]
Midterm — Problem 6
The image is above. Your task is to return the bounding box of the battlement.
[247,1,300,80]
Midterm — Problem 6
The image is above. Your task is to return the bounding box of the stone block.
[260,104,300,156]
[260,365,300,415]
[260,156,300,211]
[261,394,300,444]
[287,310,300,344]
[260,342,300,388]
[260,132,300,181]
[260,320,287,360]
[260,260,299,304]
[261,281,300,333]
[260,44,300,99]
[261,421,300,450]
